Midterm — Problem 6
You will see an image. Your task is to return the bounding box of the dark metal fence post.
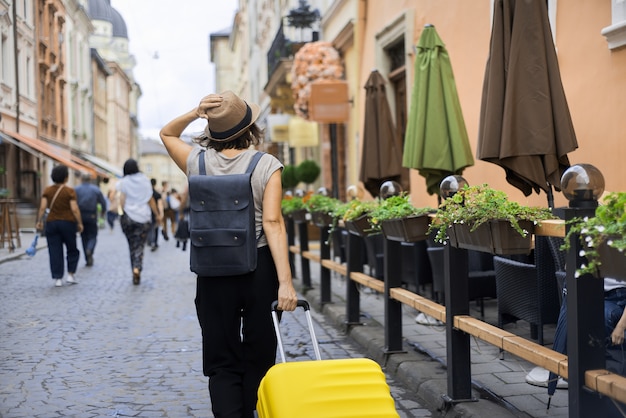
[443,245,474,404]
[297,220,311,289]
[319,225,331,304]
[286,217,295,277]
[564,207,606,417]
[384,237,405,353]
[345,232,363,325]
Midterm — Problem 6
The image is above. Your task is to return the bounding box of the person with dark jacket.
[75,173,107,266]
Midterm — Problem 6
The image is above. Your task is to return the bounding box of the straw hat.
[203,91,261,142]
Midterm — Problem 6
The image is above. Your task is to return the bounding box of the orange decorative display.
[291,41,343,119]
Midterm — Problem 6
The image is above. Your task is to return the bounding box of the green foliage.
[429,184,556,243]
[295,160,321,184]
[335,199,379,222]
[563,191,626,277]
[282,165,299,189]
[303,194,342,214]
[281,196,305,215]
[368,194,433,232]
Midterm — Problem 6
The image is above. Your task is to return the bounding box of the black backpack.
[188,151,264,276]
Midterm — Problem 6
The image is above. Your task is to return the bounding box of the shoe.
[132,268,141,285]
[415,312,442,326]
[176,240,180,248]
[162,230,169,241]
[525,366,568,389]
[182,241,187,251]
[86,251,94,267]
[150,245,158,252]
[54,279,63,287]
[66,274,77,285]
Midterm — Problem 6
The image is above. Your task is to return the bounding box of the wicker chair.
[364,234,433,294]
[426,245,497,317]
[547,236,567,305]
[493,236,561,344]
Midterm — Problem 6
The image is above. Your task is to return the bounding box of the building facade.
[217,0,625,208]
[0,0,140,232]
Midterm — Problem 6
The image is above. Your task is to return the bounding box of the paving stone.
[0,228,434,417]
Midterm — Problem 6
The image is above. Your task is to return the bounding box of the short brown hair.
[194,124,263,151]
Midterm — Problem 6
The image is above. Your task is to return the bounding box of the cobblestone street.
[0,227,434,417]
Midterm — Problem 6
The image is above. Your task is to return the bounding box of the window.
[602,0,626,49]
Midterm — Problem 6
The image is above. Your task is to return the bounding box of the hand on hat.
[197,94,224,119]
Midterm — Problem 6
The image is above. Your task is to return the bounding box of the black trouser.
[80,211,98,261]
[195,246,279,418]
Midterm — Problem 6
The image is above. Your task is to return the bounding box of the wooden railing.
[287,215,626,416]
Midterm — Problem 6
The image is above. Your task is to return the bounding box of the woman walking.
[160,91,298,417]
[117,159,160,285]
[36,165,83,287]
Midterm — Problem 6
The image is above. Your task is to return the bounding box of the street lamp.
[560,164,605,208]
[286,0,320,29]
[439,175,469,200]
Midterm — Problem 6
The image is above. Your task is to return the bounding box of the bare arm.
[611,307,626,345]
[69,200,84,233]
[119,192,126,213]
[35,197,48,231]
[159,94,224,173]
[262,169,298,312]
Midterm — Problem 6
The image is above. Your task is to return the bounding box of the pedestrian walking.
[35,165,84,287]
[148,178,164,251]
[174,187,189,251]
[75,173,107,266]
[161,180,173,241]
[117,159,161,285]
[106,182,120,231]
[160,90,298,418]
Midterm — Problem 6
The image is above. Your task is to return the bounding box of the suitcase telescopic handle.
[271,299,310,312]
[271,299,322,363]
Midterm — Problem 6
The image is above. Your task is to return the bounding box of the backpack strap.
[246,152,265,240]
[197,150,264,175]
[199,150,207,175]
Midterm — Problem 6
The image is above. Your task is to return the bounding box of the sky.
[110,1,239,140]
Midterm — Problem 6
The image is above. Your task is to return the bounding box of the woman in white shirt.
[117,159,160,284]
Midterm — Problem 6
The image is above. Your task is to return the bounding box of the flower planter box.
[344,214,374,237]
[286,209,308,223]
[310,211,334,228]
[381,215,430,242]
[597,240,626,281]
[451,220,534,255]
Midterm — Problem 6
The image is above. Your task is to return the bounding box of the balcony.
[267,22,305,79]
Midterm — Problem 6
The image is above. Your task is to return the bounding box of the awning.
[0,129,107,178]
[78,152,124,178]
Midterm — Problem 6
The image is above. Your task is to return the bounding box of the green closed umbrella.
[403,24,474,196]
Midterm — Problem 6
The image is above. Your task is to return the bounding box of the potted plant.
[282,165,299,191]
[303,194,342,227]
[368,194,433,242]
[338,199,379,236]
[430,184,556,255]
[563,191,626,280]
[296,160,321,190]
[281,195,307,223]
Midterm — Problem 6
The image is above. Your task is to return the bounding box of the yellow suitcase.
[256,300,399,418]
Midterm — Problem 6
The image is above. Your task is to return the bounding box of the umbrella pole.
[330,123,340,199]
[547,184,554,208]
